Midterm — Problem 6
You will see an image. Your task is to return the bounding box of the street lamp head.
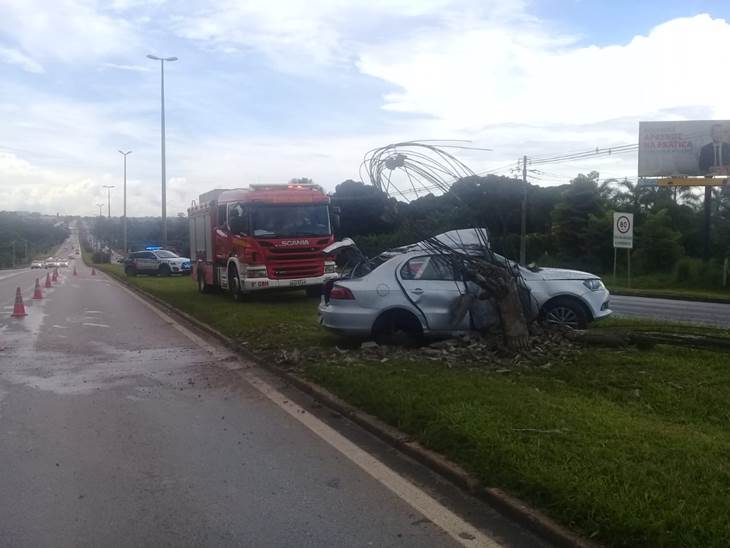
[147,54,177,62]
[118,150,132,156]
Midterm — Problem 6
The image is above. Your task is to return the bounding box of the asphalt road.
[610,294,730,327]
[0,232,548,548]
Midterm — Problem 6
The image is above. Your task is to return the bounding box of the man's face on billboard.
[711,124,724,143]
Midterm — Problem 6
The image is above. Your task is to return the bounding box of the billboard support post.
[627,248,631,288]
[704,185,712,262]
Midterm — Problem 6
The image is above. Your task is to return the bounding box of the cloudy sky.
[2,0,730,216]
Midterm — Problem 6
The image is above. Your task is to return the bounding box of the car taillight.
[329,285,355,300]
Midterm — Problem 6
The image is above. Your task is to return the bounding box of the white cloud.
[171,0,527,73]
[0,0,138,64]
[0,46,44,73]
[101,62,152,72]
[358,13,730,128]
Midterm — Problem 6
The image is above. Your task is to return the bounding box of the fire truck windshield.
[251,204,330,238]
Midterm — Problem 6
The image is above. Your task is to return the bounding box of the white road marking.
[85,310,103,314]
[52,324,68,329]
[82,322,110,328]
[114,277,502,548]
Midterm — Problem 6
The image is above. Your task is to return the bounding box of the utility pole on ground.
[103,185,115,218]
[520,155,528,265]
[703,185,712,261]
[119,150,132,253]
[147,54,178,245]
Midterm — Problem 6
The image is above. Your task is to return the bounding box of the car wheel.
[228,265,245,302]
[372,309,423,346]
[159,264,171,277]
[125,266,137,277]
[542,298,588,329]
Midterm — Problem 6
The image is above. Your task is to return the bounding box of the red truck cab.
[189,184,338,299]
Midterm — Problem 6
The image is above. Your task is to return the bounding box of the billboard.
[638,120,730,177]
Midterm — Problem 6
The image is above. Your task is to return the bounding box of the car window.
[400,256,455,281]
[154,250,178,258]
[143,252,157,259]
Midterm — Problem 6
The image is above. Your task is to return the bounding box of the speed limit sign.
[613,212,634,248]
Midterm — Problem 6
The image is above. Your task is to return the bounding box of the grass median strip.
[97,263,730,548]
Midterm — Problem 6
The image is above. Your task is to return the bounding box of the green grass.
[305,349,730,547]
[606,269,730,302]
[594,317,730,340]
[96,263,730,547]
[95,264,339,350]
[609,285,730,302]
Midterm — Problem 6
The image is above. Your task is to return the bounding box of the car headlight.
[583,278,604,291]
[324,261,336,274]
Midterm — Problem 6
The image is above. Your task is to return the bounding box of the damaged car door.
[396,255,471,333]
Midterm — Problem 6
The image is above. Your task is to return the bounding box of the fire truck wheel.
[229,265,245,302]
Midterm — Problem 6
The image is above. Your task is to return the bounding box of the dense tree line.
[87,172,730,286]
[0,212,69,268]
[331,173,730,284]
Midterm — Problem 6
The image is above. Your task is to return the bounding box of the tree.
[331,180,398,237]
[551,172,606,269]
[633,209,684,271]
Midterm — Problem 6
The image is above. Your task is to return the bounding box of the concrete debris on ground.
[271,325,579,372]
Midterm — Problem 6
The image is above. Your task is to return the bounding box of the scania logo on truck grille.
[278,240,310,246]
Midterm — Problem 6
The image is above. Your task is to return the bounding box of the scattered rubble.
[271,325,580,372]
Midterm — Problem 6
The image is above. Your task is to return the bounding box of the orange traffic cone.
[73,265,78,276]
[52,268,58,282]
[45,272,52,288]
[33,278,43,300]
[91,266,96,276]
[11,287,27,317]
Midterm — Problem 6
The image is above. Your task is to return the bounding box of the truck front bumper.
[241,273,339,292]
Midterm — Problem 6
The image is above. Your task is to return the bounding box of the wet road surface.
[0,234,549,548]
[610,294,730,327]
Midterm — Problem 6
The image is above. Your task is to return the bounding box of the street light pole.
[96,203,104,217]
[119,150,132,253]
[102,185,115,218]
[147,53,178,245]
[520,155,528,265]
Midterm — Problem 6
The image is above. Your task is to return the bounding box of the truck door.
[397,255,470,333]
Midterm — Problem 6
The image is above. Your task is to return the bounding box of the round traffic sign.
[616,215,631,234]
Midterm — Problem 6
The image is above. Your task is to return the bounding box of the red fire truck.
[188,183,339,300]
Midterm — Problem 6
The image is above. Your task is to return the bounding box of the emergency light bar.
[249,183,324,192]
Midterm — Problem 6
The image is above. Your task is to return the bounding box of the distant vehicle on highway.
[30,260,44,269]
[44,257,60,268]
[319,231,612,339]
[124,250,191,277]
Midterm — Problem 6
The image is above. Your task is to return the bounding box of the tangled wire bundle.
[360,141,487,200]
